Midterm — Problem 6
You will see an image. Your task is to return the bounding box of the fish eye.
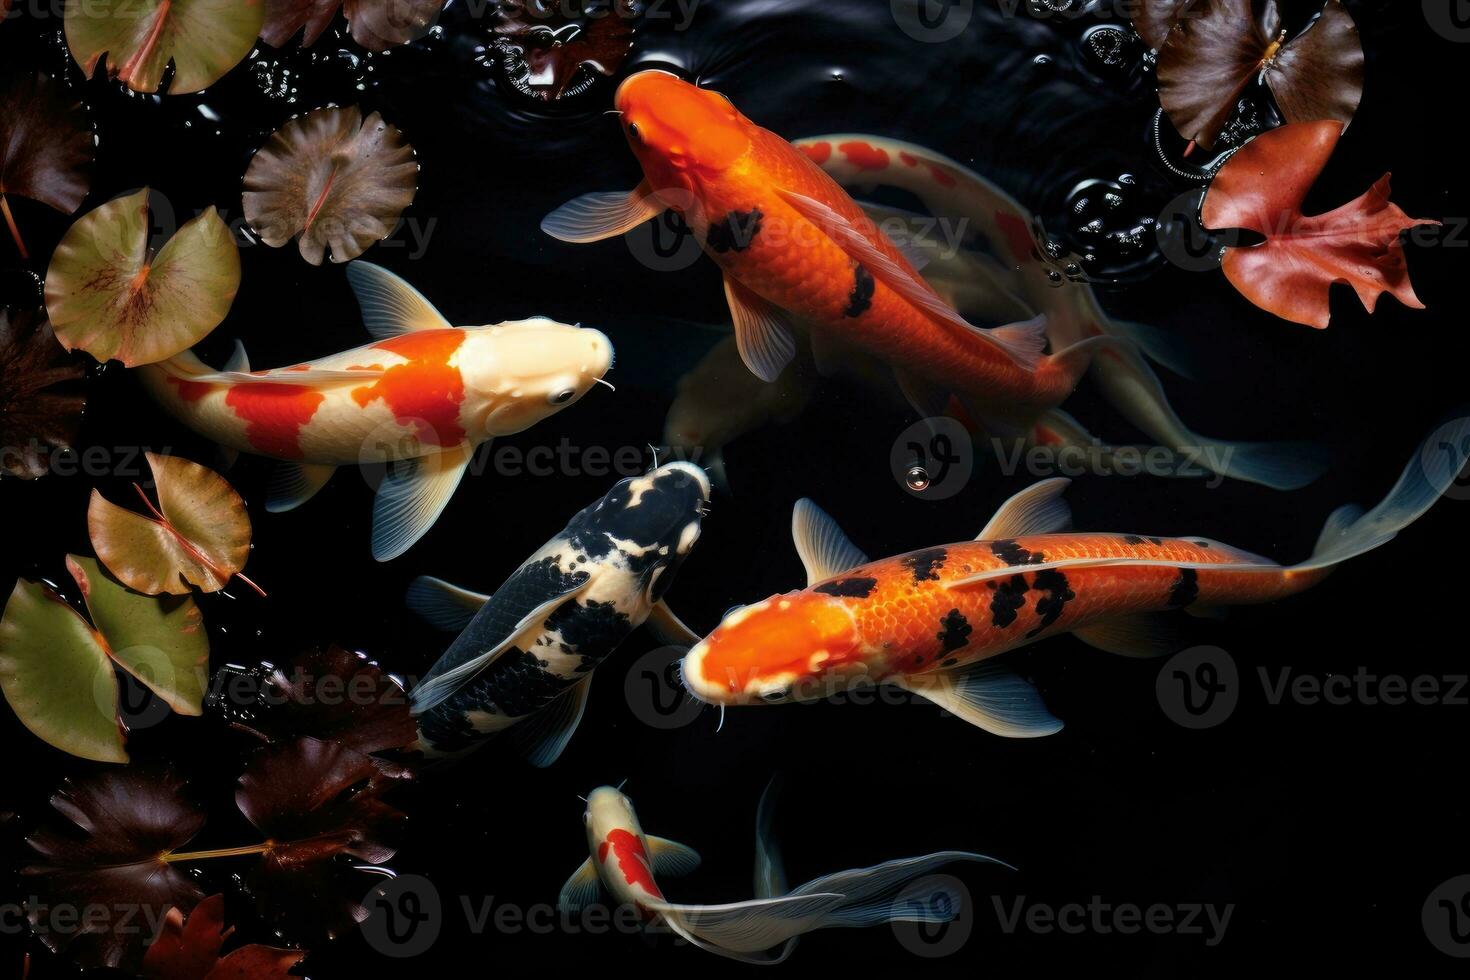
[761,690,787,703]
[549,389,577,405]
[627,121,642,143]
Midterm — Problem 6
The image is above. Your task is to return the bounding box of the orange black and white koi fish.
[544,72,1321,491]
[560,784,1006,965]
[139,263,613,561]
[681,420,1470,733]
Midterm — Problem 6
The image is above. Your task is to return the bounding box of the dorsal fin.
[223,339,250,374]
[978,479,1073,540]
[346,262,453,339]
[792,499,869,586]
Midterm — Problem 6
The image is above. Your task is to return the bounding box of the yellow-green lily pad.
[64,0,266,95]
[45,189,241,367]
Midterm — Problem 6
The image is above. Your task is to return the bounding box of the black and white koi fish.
[407,462,710,762]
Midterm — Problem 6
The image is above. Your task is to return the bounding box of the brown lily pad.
[141,894,305,980]
[0,307,86,479]
[1201,120,1438,329]
[22,767,208,971]
[0,71,94,260]
[88,452,257,596]
[45,188,241,367]
[488,0,639,102]
[262,0,446,51]
[1158,0,1363,150]
[243,106,418,266]
[64,0,266,95]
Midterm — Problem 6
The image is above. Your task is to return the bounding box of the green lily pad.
[89,452,254,595]
[64,0,266,95]
[0,577,125,764]
[45,189,241,367]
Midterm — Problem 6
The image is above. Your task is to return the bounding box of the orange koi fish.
[139,263,613,561]
[561,784,1006,964]
[543,70,1110,424]
[681,420,1469,733]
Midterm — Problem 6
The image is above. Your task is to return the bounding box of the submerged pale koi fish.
[408,462,710,762]
[543,70,1116,422]
[561,784,1006,965]
[139,263,613,561]
[681,420,1470,733]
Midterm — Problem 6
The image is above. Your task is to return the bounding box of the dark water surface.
[2,1,1468,975]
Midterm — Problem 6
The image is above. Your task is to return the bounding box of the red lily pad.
[64,0,266,95]
[262,0,446,51]
[45,189,241,367]
[142,894,305,980]
[1158,0,1363,150]
[242,106,418,266]
[1201,120,1438,329]
[0,307,86,480]
[235,737,410,939]
[0,70,94,260]
[89,452,256,596]
[226,646,415,758]
[22,767,207,971]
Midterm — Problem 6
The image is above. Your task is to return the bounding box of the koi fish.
[560,784,1007,964]
[408,462,711,762]
[543,70,1110,424]
[680,420,1470,732]
[138,263,613,561]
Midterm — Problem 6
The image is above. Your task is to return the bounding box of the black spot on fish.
[1149,537,1164,546]
[707,208,763,253]
[937,609,972,651]
[1194,541,1211,549]
[992,540,1045,566]
[1167,568,1199,608]
[1123,535,1145,546]
[814,576,879,598]
[1027,569,1075,638]
[545,598,633,672]
[941,658,958,667]
[844,262,875,317]
[989,573,1028,627]
[903,548,947,582]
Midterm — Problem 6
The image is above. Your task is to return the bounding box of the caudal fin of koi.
[1295,415,1470,573]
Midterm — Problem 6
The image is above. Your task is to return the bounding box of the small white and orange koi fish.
[138,263,614,561]
[561,784,1006,964]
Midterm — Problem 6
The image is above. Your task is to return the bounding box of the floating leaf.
[1158,0,1363,150]
[262,0,445,51]
[89,453,256,596]
[1132,0,1192,51]
[142,894,305,980]
[0,71,94,260]
[0,307,86,480]
[45,189,241,367]
[243,107,418,266]
[487,0,638,102]
[0,556,208,761]
[235,737,409,939]
[1201,120,1438,329]
[226,646,415,758]
[22,767,207,970]
[63,0,266,95]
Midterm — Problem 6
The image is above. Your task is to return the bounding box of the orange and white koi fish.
[139,263,613,561]
[561,784,1006,965]
[681,420,1470,733]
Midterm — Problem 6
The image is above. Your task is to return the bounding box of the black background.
[2,0,1468,975]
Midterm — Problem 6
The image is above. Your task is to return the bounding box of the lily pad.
[0,307,87,480]
[45,189,241,367]
[262,0,445,51]
[64,0,266,95]
[142,894,305,980]
[243,106,418,266]
[89,453,255,595]
[22,767,207,970]
[487,0,639,102]
[0,556,208,762]
[0,70,94,260]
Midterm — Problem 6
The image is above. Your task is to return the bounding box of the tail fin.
[1294,416,1470,573]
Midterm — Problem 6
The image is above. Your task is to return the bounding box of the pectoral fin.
[646,836,702,877]
[371,445,475,562]
[406,576,491,632]
[791,498,869,585]
[559,858,602,912]
[542,185,663,243]
[893,662,1062,737]
[1073,613,1188,658]
[724,277,796,382]
[644,601,702,647]
[510,675,592,768]
[347,262,453,338]
[266,462,338,514]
